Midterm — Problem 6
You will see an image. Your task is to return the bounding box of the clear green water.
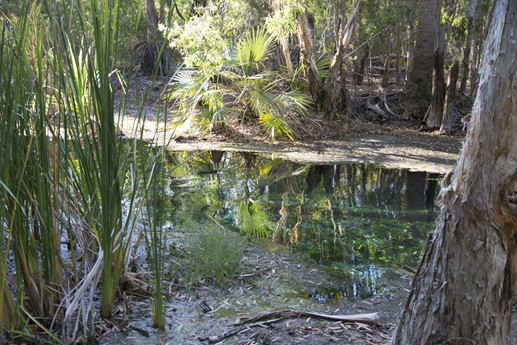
[141,148,440,300]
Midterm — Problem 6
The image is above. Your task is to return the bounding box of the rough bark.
[440,61,459,133]
[407,0,436,100]
[391,1,517,344]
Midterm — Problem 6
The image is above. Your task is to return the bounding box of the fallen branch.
[383,92,401,117]
[198,318,284,343]
[367,99,385,117]
[235,308,380,326]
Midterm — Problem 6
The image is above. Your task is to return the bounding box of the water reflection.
[147,148,441,299]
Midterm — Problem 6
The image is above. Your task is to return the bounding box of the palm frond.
[249,88,279,117]
[259,113,294,141]
[277,90,313,117]
[316,57,332,78]
[234,28,276,76]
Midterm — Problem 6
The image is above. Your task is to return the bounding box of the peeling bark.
[392,1,517,344]
[298,0,361,118]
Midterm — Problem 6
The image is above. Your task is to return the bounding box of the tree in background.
[392,0,517,343]
[406,0,436,101]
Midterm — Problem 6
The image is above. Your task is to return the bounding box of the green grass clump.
[184,229,245,287]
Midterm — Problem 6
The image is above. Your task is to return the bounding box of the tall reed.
[0,2,62,334]
[1,0,169,342]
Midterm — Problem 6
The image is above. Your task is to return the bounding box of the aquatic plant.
[184,228,245,287]
[0,0,169,341]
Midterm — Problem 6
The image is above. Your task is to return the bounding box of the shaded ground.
[98,229,517,345]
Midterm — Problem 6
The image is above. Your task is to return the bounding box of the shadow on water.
[139,145,441,301]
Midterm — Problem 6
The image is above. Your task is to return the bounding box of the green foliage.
[263,0,304,38]
[259,113,294,140]
[166,26,311,140]
[184,228,245,287]
[161,9,227,78]
[233,28,276,76]
[0,0,169,341]
[238,198,273,238]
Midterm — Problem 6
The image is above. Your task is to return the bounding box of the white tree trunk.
[391,0,517,344]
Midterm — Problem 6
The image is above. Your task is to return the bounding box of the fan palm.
[170,27,312,140]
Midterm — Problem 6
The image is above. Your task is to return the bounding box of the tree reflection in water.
[154,148,440,298]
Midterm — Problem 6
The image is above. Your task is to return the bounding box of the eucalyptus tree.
[459,0,481,95]
[392,0,517,343]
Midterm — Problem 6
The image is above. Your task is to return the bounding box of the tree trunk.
[321,0,361,117]
[469,0,485,98]
[146,0,160,42]
[382,45,391,87]
[425,0,445,128]
[354,44,369,85]
[297,12,324,110]
[279,37,293,71]
[407,0,436,101]
[298,0,361,117]
[391,1,517,344]
[272,0,293,72]
[405,0,417,83]
[395,23,402,84]
[440,61,459,133]
[459,0,480,95]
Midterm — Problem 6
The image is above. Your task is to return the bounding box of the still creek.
[162,150,438,285]
[101,149,441,344]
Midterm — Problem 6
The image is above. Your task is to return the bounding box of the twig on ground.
[235,309,380,325]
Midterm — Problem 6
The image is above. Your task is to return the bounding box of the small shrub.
[184,228,245,287]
